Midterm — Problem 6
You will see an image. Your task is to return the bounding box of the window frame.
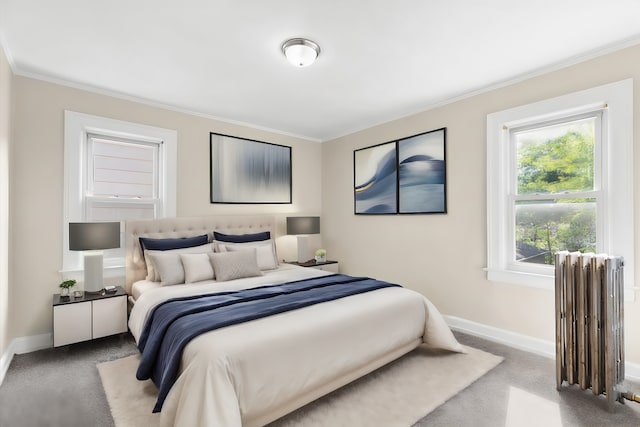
[486,79,633,298]
[63,111,177,274]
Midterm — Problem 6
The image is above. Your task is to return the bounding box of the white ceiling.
[1,1,639,142]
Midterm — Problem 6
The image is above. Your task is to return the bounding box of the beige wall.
[0,44,12,356]
[9,77,321,340]
[6,42,640,367]
[322,44,640,364]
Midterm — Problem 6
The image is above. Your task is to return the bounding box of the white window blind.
[85,135,159,222]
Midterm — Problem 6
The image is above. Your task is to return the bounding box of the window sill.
[485,268,635,302]
[59,264,124,277]
[486,268,553,289]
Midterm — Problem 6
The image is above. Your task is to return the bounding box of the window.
[85,134,160,221]
[513,114,600,267]
[63,111,177,273]
[487,79,633,295]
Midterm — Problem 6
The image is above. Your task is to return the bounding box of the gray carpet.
[1,331,640,427]
[0,334,137,427]
[417,333,640,427]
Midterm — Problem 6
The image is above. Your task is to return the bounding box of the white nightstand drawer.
[313,263,339,273]
[54,303,92,347]
[93,295,127,339]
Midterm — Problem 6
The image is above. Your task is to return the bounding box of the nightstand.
[53,286,128,347]
[288,260,339,273]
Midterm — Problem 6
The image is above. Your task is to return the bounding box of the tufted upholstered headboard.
[125,215,276,294]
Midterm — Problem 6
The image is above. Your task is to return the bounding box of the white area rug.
[98,345,502,427]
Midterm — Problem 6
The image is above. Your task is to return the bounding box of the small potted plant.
[59,279,76,297]
[315,249,327,263]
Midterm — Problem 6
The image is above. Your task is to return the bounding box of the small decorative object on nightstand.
[315,248,327,263]
[58,279,76,298]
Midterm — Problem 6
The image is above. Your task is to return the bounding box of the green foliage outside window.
[515,119,597,265]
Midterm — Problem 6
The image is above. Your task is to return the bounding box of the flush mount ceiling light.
[282,38,320,67]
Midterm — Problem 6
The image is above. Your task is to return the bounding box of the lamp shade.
[286,216,320,235]
[69,222,120,251]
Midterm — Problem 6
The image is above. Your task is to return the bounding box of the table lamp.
[286,216,320,263]
[69,222,120,293]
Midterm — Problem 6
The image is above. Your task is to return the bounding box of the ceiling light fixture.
[282,38,320,67]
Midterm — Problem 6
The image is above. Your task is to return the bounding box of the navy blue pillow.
[139,234,209,251]
[213,231,270,243]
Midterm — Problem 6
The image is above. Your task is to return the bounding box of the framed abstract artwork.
[210,133,292,204]
[398,128,446,213]
[354,141,397,214]
[354,128,446,214]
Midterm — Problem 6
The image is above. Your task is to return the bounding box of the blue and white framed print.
[354,128,446,214]
[398,128,446,214]
[354,141,397,214]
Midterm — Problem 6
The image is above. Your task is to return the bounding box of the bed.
[125,215,463,427]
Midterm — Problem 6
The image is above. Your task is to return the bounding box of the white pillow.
[209,250,262,282]
[180,253,215,283]
[215,240,279,270]
[145,243,214,281]
[149,252,185,286]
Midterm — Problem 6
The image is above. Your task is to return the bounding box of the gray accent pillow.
[149,252,185,286]
[208,249,262,282]
[180,253,215,283]
[215,240,279,270]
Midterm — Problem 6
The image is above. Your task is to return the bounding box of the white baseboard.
[0,342,13,386]
[11,333,52,354]
[444,315,640,382]
[0,333,52,387]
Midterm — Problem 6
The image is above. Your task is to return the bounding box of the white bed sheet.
[128,265,463,427]
[131,279,161,301]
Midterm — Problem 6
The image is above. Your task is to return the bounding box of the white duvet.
[128,265,463,427]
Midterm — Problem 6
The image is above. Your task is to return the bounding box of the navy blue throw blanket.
[136,274,400,412]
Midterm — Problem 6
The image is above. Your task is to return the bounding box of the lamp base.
[83,251,105,293]
[297,235,310,263]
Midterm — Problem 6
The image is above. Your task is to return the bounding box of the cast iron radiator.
[554,251,625,407]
